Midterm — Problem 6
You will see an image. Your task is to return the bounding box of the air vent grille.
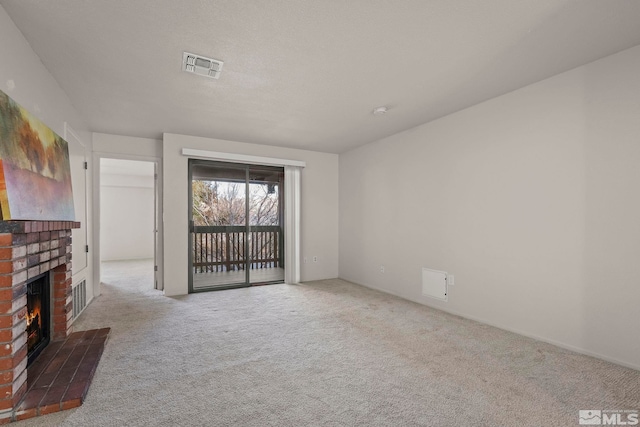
[182,52,224,79]
[72,279,87,320]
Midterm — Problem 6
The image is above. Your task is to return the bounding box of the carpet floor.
[16,260,639,426]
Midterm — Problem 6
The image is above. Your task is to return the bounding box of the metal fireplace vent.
[182,52,224,79]
[72,279,87,319]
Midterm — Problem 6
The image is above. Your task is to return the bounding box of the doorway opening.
[99,158,160,291]
[189,160,285,292]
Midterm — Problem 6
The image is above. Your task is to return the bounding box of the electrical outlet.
[380,266,385,273]
[313,256,318,262]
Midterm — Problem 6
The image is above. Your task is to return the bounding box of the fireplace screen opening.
[26,273,50,366]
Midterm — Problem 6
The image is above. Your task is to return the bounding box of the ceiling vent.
[182,52,224,79]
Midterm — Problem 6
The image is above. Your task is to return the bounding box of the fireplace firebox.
[26,273,50,367]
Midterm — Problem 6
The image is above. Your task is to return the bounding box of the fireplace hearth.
[26,273,50,367]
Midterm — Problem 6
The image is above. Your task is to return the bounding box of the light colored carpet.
[17,260,639,426]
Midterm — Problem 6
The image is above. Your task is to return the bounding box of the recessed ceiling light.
[182,52,224,79]
[373,106,388,115]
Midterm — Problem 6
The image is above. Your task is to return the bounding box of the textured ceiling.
[3,0,640,153]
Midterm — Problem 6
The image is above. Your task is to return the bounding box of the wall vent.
[72,279,87,320]
[182,52,224,79]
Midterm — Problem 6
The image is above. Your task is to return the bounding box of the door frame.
[187,159,284,293]
[91,152,164,295]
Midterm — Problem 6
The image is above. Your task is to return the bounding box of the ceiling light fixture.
[182,52,224,79]
[373,106,388,115]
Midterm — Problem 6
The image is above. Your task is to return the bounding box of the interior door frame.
[92,152,164,295]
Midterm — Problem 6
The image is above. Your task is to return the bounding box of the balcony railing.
[192,225,282,273]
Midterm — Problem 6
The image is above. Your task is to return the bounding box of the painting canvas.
[0,90,75,221]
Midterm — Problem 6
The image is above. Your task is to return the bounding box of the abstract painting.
[0,90,75,220]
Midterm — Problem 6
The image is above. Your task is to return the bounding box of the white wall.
[339,45,640,370]
[163,133,339,296]
[93,133,162,158]
[100,172,155,261]
[0,6,94,304]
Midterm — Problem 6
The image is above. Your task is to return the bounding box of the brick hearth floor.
[13,328,110,422]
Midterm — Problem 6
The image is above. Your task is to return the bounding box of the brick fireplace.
[0,220,79,420]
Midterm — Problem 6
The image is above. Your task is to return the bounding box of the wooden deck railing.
[192,225,282,273]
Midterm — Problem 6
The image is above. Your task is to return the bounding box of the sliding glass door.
[188,160,284,292]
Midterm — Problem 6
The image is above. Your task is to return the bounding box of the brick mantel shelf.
[0,220,80,421]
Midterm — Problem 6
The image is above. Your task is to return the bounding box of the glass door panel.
[248,167,285,284]
[189,161,247,291]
